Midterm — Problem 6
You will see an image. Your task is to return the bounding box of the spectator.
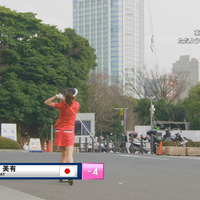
[120,133,127,153]
[163,127,171,140]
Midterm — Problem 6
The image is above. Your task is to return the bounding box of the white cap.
[73,88,78,97]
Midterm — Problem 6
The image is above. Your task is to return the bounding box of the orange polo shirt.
[54,101,79,129]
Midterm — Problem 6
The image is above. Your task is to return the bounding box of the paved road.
[0,150,200,200]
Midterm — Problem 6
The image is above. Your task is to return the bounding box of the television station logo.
[178,29,200,44]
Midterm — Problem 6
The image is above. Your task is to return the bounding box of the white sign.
[1,123,17,141]
[135,126,151,137]
[28,138,42,152]
[0,164,78,178]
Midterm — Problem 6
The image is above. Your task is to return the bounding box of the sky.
[0,0,200,73]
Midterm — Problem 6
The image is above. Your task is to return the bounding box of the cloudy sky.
[0,0,200,73]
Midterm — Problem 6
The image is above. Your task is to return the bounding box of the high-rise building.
[172,55,200,99]
[73,0,144,97]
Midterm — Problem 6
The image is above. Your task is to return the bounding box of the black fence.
[77,134,158,154]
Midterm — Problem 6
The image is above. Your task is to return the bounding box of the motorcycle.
[146,129,162,154]
[88,134,116,152]
[128,132,150,154]
[164,132,189,147]
[146,130,190,154]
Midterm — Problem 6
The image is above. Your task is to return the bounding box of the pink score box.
[82,163,104,180]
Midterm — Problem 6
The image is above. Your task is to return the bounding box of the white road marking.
[117,154,200,161]
[117,154,169,160]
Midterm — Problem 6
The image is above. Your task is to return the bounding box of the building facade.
[172,55,200,99]
[75,113,95,143]
[73,0,144,97]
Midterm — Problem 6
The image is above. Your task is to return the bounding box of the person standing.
[120,133,127,153]
[164,127,171,140]
[44,88,79,183]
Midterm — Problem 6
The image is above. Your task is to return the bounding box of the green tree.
[134,98,185,126]
[134,98,150,125]
[183,84,200,129]
[154,99,185,121]
[0,7,96,136]
[62,29,97,111]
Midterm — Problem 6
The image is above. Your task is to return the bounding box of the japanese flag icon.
[59,165,77,177]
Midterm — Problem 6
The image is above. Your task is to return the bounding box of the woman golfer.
[44,88,79,183]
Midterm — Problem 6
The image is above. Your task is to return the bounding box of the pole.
[79,137,81,152]
[124,108,126,134]
[115,107,129,134]
[150,134,154,154]
[140,134,143,154]
[92,136,95,152]
[106,135,109,152]
[85,137,87,152]
[99,136,102,152]
[51,124,53,152]
[150,98,153,129]
[114,135,117,152]
[150,96,156,129]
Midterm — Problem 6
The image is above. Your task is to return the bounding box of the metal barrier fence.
[78,135,154,154]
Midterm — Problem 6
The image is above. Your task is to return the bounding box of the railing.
[77,135,153,154]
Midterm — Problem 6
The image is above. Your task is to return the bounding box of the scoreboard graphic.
[0,163,104,180]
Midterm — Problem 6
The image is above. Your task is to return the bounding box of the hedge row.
[0,136,20,149]
[162,141,200,147]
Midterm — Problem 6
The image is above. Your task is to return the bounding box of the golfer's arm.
[44,96,57,107]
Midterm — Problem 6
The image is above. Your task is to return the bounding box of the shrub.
[186,141,200,147]
[0,136,20,149]
[162,140,200,147]
[162,141,182,147]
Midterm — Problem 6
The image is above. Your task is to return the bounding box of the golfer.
[44,88,79,182]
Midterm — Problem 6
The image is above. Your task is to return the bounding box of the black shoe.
[68,180,73,185]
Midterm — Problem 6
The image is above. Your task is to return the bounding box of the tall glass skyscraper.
[73,0,144,97]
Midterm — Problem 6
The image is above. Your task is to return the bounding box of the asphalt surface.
[0,150,200,200]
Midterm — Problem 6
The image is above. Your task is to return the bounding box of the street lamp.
[114,107,129,133]
[149,96,156,129]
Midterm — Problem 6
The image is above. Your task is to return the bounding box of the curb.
[0,185,45,200]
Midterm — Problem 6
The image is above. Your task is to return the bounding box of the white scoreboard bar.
[0,163,104,180]
[0,163,81,179]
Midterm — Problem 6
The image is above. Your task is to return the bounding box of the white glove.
[56,93,64,99]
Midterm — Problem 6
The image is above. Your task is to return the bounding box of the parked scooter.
[129,132,149,154]
[164,132,189,147]
[104,133,117,152]
[146,129,163,154]
[147,129,190,153]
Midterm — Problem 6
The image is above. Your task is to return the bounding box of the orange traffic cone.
[157,141,162,155]
[43,141,47,152]
[48,140,51,152]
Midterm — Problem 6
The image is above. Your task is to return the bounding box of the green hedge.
[0,136,20,149]
[162,141,182,146]
[186,141,200,147]
[162,140,200,147]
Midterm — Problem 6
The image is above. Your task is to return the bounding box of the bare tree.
[88,72,122,134]
[88,72,139,135]
[126,67,189,102]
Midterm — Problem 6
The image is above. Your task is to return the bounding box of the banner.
[1,123,17,141]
